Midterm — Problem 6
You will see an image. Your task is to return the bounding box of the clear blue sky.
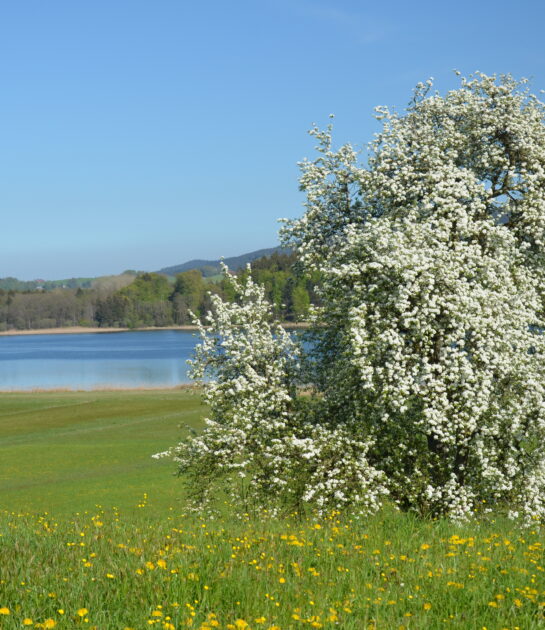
[2,0,544,279]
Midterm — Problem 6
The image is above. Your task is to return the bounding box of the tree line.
[0,252,317,331]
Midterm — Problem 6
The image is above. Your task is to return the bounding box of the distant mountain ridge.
[157,246,289,277]
[0,246,288,290]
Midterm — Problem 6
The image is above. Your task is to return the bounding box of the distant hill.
[0,276,96,292]
[0,274,136,293]
[0,247,290,291]
[157,246,290,277]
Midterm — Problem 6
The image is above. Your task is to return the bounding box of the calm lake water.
[0,330,199,391]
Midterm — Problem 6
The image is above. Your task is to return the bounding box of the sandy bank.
[0,322,309,337]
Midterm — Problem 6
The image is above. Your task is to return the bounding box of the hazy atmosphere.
[3,0,545,279]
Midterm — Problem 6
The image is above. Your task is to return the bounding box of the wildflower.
[0,608,10,615]
[77,608,89,617]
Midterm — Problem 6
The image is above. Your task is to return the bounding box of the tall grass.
[1,503,544,629]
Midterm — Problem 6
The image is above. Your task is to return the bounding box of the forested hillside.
[0,252,317,330]
[157,246,290,277]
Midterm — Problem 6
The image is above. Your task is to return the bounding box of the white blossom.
[282,72,545,522]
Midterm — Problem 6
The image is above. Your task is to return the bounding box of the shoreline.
[0,322,309,337]
[0,325,199,337]
[0,384,200,394]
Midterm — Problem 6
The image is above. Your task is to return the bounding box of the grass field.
[0,389,204,514]
[1,391,545,629]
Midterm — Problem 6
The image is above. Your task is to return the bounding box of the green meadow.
[0,390,203,514]
[1,391,544,629]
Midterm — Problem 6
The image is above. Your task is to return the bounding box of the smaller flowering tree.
[158,265,387,515]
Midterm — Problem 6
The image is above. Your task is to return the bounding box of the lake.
[0,330,199,391]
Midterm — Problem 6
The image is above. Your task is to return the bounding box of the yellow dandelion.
[23,620,33,626]
[278,577,286,584]
[43,620,56,629]
[0,607,10,615]
[234,621,249,629]
[423,602,432,611]
[77,608,89,617]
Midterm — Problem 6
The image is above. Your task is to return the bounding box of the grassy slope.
[0,390,203,515]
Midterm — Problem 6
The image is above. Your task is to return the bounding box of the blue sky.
[2,0,545,279]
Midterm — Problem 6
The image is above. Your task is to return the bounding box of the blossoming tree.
[159,267,386,515]
[164,73,545,521]
[283,72,545,521]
